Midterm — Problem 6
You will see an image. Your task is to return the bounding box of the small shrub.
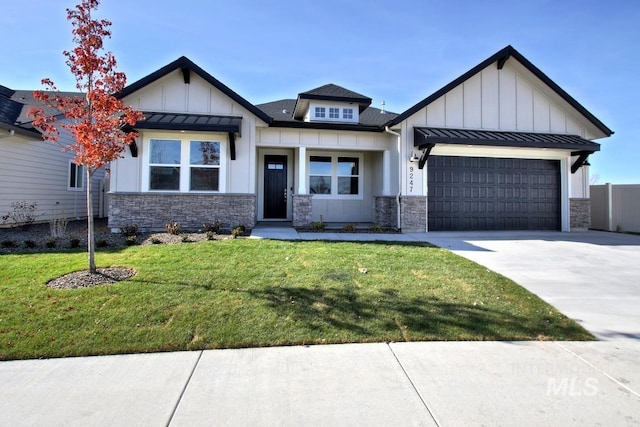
[24,240,37,249]
[166,221,181,235]
[151,237,162,244]
[125,236,137,246]
[45,239,56,249]
[181,235,191,243]
[119,224,139,237]
[2,201,39,227]
[49,210,68,238]
[206,231,216,241]
[1,240,17,248]
[203,220,221,234]
[69,238,81,248]
[343,223,356,232]
[311,216,326,231]
[231,225,246,238]
[96,239,109,248]
[369,224,384,233]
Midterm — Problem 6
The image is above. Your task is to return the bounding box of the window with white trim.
[309,154,362,197]
[342,108,353,120]
[329,107,340,119]
[314,107,326,118]
[68,161,84,190]
[147,137,224,192]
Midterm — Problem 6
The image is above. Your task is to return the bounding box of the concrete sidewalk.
[1,341,639,426]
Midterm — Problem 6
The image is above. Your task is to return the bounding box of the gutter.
[384,126,402,230]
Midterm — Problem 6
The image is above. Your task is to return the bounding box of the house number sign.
[408,165,415,193]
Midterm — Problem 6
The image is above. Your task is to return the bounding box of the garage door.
[427,156,560,231]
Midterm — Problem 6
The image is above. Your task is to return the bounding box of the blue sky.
[2,0,639,184]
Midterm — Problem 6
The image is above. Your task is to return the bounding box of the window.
[329,108,340,119]
[343,108,353,120]
[315,107,326,118]
[308,154,361,197]
[149,139,181,190]
[147,137,224,192]
[68,162,84,190]
[190,141,220,191]
[337,157,359,195]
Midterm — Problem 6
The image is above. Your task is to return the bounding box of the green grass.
[0,239,592,360]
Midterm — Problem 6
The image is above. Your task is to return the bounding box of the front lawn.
[0,239,592,360]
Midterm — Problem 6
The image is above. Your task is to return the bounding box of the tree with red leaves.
[29,0,144,273]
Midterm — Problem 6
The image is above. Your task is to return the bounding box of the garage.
[427,155,560,231]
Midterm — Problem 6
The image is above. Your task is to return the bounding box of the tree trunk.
[86,169,96,273]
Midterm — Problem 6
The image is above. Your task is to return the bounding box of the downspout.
[384,126,402,230]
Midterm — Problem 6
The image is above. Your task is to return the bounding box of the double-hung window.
[309,154,362,198]
[68,161,84,190]
[147,136,224,192]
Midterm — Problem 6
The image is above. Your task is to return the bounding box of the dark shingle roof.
[256,99,397,131]
[0,86,44,137]
[299,84,371,102]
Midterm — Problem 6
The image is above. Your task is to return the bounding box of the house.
[108,45,612,232]
[0,85,106,227]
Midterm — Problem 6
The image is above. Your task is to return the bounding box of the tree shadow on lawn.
[243,284,592,342]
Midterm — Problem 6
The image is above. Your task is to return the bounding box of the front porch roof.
[131,112,242,134]
[414,127,601,152]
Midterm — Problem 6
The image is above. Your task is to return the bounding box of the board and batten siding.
[0,131,105,226]
[116,70,266,194]
[398,60,603,200]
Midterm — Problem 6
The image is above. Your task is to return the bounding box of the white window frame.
[342,108,354,120]
[68,161,84,191]
[329,107,340,119]
[307,152,363,200]
[314,107,326,118]
[142,133,227,193]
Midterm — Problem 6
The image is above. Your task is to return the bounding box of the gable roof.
[293,83,372,120]
[387,45,613,137]
[0,86,42,137]
[116,56,273,124]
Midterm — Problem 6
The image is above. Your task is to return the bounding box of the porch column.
[297,146,307,194]
[383,150,391,196]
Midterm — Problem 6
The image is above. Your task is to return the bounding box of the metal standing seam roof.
[132,112,242,134]
[414,127,601,152]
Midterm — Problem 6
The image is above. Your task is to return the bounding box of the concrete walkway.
[2,341,639,426]
[3,228,640,426]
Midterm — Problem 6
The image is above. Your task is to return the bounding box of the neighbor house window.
[342,108,353,119]
[149,139,181,190]
[315,107,326,118]
[329,107,340,119]
[68,161,84,190]
[308,154,362,197]
[147,137,225,192]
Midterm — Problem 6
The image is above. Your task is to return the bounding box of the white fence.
[590,184,640,232]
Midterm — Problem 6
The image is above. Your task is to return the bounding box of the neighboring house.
[0,85,106,227]
[108,45,612,232]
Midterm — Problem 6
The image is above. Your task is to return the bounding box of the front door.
[263,155,288,219]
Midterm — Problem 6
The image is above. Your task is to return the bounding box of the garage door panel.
[428,155,560,231]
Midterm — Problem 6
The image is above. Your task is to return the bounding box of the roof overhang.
[130,112,242,134]
[414,127,600,152]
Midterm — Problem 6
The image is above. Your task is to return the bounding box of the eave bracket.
[571,152,590,174]
[418,143,435,169]
[229,132,236,160]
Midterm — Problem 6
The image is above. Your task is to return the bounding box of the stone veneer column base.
[374,196,398,228]
[292,194,313,227]
[108,193,256,231]
[400,196,427,232]
[570,198,591,230]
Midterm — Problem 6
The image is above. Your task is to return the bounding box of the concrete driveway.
[423,230,640,340]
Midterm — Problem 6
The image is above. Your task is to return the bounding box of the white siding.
[0,130,105,226]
